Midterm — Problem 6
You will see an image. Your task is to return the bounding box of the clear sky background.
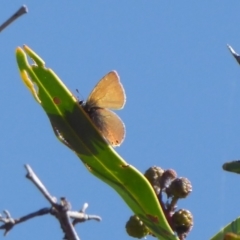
[1,1,240,240]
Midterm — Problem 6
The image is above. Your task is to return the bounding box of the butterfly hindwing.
[89,108,125,146]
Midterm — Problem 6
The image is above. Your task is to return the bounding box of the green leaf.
[16,45,178,240]
[222,161,240,174]
[211,217,240,240]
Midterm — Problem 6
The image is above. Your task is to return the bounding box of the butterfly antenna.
[75,88,85,105]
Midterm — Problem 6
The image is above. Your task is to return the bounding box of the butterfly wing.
[86,71,126,110]
[89,108,125,146]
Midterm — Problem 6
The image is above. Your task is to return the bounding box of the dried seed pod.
[166,177,192,199]
[144,166,164,194]
[159,169,177,189]
[152,185,161,195]
[172,209,193,239]
[144,166,164,185]
[125,215,149,239]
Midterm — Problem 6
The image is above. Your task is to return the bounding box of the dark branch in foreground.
[0,165,101,240]
[0,5,28,32]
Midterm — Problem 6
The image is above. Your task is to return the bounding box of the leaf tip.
[23,44,29,52]
[22,45,45,67]
[16,46,22,53]
[15,47,25,58]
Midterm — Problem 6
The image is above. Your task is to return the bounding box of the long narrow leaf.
[16,45,177,240]
[211,217,240,240]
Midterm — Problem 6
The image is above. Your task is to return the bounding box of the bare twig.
[0,165,101,239]
[25,164,57,205]
[227,44,240,65]
[0,208,50,236]
[25,165,79,240]
[0,5,28,32]
[71,203,101,226]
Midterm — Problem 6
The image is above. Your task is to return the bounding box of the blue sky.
[1,1,240,240]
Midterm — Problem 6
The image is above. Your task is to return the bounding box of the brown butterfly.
[81,71,126,147]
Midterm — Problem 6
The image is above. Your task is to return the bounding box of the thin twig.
[227,44,240,65]
[70,212,102,224]
[25,165,80,240]
[0,208,50,236]
[25,164,57,205]
[71,203,101,226]
[14,208,50,223]
[0,5,28,32]
[0,165,101,239]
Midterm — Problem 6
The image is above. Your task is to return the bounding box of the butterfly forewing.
[91,108,125,146]
[87,71,126,110]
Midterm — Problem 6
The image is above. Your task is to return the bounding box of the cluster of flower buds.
[125,166,193,240]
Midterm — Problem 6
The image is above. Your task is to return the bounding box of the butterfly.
[80,71,126,147]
